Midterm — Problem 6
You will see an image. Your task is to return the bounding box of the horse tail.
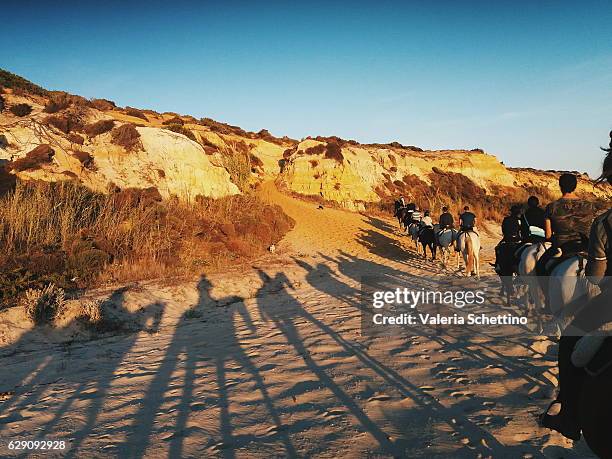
[465,233,474,274]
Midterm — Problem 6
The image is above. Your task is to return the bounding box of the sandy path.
[0,183,594,458]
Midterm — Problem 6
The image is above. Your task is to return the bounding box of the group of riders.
[392,133,611,450]
[393,198,477,255]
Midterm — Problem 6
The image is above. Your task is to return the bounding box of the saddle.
[542,240,589,277]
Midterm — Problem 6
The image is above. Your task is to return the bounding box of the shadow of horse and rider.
[0,250,566,458]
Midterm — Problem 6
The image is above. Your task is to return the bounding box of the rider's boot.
[540,335,583,441]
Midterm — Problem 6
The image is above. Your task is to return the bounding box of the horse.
[545,288,612,455]
[548,255,591,334]
[408,223,421,254]
[394,206,407,230]
[436,227,458,267]
[517,242,549,312]
[579,365,612,458]
[456,231,480,277]
[418,226,437,260]
[493,241,523,305]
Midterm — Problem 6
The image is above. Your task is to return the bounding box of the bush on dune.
[90,99,116,111]
[44,114,83,134]
[124,107,148,121]
[0,69,48,96]
[9,145,55,172]
[163,123,196,141]
[72,150,96,170]
[111,123,142,151]
[84,119,115,137]
[0,181,295,308]
[67,133,85,145]
[44,94,71,113]
[9,103,33,117]
[162,116,184,126]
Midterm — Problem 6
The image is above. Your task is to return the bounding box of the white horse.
[517,242,550,311]
[456,231,480,277]
[437,228,458,267]
[549,255,592,334]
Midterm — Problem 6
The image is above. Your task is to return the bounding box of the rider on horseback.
[521,196,546,243]
[541,137,612,442]
[455,206,476,252]
[535,173,597,280]
[493,205,523,275]
[439,206,454,230]
[421,210,434,228]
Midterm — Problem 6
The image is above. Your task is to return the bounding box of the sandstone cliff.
[1,70,609,210]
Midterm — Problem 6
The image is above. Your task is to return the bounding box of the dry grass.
[220,141,253,191]
[0,180,294,308]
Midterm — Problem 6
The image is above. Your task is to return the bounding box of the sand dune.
[0,183,596,458]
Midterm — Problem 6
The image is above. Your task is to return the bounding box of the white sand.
[0,183,595,458]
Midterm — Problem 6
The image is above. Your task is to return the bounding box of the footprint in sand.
[419,385,436,392]
[449,391,475,398]
[323,409,346,418]
[368,394,391,402]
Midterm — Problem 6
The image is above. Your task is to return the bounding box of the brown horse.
[579,352,612,457]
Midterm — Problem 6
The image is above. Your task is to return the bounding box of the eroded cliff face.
[1,85,610,208]
[276,140,611,209]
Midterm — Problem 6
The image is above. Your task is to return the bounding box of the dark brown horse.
[579,365,612,458]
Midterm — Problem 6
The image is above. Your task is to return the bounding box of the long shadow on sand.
[122,276,296,459]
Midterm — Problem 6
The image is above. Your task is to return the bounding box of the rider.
[494,205,523,274]
[439,206,454,230]
[421,210,434,228]
[394,195,405,214]
[541,137,612,441]
[521,196,546,243]
[455,206,476,251]
[535,173,597,278]
[411,206,422,225]
[501,205,523,243]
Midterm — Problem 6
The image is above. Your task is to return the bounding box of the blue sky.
[2,0,611,177]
